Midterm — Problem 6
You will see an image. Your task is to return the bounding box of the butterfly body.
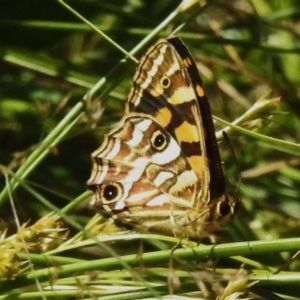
[87,37,238,238]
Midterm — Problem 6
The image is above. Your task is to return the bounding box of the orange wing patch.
[196,84,205,98]
[155,107,172,128]
[174,121,199,144]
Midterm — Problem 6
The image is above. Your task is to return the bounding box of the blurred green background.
[0,0,300,276]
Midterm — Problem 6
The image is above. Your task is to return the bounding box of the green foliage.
[0,0,300,299]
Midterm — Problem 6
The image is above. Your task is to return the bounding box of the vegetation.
[0,0,300,299]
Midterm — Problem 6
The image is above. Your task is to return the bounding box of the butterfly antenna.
[222,131,241,198]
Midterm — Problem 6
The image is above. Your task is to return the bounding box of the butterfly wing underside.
[87,37,237,238]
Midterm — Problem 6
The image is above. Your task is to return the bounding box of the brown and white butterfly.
[87,36,239,239]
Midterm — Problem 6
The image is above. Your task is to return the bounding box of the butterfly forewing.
[87,37,238,238]
[167,37,226,202]
[127,39,209,196]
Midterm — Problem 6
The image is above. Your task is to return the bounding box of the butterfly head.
[210,194,239,223]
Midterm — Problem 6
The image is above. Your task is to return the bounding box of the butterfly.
[87,36,239,239]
